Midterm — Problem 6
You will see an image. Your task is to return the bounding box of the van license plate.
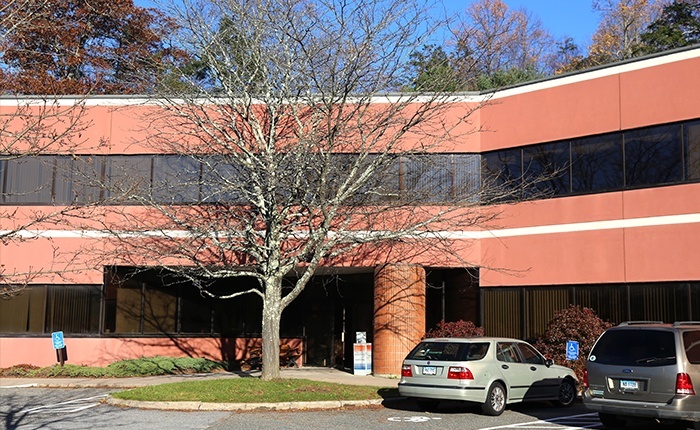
[620,380,638,390]
[423,366,437,375]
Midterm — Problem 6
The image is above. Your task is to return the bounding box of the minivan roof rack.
[673,321,700,326]
[618,321,665,326]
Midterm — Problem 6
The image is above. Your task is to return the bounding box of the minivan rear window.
[406,342,489,361]
[590,329,676,366]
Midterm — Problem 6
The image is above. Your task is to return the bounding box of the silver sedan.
[398,337,578,415]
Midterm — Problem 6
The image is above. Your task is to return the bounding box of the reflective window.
[625,124,682,187]
[590,329,676,366]
[571,134,623,193]
[180,286,213,334]
[683,331,700,364]
[496,342,522,363]
[54,156,104,204]
[0,118,697,207]
[685,120,700,181]
[522,142,570,196]
[104,156,152,202]
[517,342,545,365]
[0,287,46,333]
[481,149,522,202]
[2,156,54,203]
[201,156,247,203]
[45,285,101,334]
[0,285,100,334]
[453,154,481,202]
[152,156,201,203]
[402,154,454,203]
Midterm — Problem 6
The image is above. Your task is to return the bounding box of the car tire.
[415,399,440,411]
[482,382,506,416]
[555,379,576,407]
[599,413,627,429]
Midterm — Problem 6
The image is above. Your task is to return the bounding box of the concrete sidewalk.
[0,366,398,389]
[0,367,402,411]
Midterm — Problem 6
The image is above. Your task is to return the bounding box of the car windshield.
[406,341,489,361]
[590,329,676,366]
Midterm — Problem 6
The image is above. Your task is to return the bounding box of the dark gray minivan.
[583,322,700,429]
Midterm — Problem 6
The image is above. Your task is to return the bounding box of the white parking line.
[480,413,601,430]
[388,416,443,422]
[19,395,108,414]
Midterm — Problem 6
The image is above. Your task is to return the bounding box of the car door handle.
[501,364,509,369]
[530,366,537,371]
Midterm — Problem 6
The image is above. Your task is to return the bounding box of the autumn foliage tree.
[557,0,664,73]
[0,0,187,94]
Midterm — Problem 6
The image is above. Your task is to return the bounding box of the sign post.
[52,331,67,366]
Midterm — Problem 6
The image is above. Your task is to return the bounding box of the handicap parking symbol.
[566,340,579,360]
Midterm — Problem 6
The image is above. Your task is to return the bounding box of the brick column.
[373,264,426,377]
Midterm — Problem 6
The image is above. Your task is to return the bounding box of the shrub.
[0,364,40,377]
[107,356,226,377]
[534,305,614,383]
[0,356,227,378]
[424,320,484,339]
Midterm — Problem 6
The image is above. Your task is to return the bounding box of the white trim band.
[3,213,700,240]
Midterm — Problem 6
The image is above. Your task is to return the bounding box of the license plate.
[620,380,639,390]
[423,366,437,375]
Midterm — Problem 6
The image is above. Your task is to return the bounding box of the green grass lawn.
[111,378,400,403]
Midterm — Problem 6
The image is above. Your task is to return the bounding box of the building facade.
[1,47,699,376]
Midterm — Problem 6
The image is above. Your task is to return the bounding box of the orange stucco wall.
[0,336,303,368]
[2,49,700,368]
[479,183,700,287]
[480,53,700,151]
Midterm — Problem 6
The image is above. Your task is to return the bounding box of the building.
[1,46,699,376]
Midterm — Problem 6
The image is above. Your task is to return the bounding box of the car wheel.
[555,379,576,407]
[415,399,440,411]
[599,413,627,429]
[481,382,506,416]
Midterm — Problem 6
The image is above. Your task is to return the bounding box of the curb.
[107,396,386,411]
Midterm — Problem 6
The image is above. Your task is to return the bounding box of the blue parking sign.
[566,340,579,360]
[52,331,65,350]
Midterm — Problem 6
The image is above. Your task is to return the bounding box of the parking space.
[480,413,603,430]
[19,394,108,414]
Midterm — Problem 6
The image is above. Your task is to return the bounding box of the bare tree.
[590,0,664,61]
[452,0,555,83]
[81,0,536,380]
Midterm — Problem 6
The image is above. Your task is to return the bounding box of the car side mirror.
[545,358,554,367]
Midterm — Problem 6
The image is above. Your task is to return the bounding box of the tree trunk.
[260,279,282,380]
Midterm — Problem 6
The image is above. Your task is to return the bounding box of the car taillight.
[447,366,474,380]
[583,368,589,389]
[676,373,695,395]
[401,364,413,378]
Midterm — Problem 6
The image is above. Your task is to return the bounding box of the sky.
[442,0,602,49]
[136,0,602,50]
